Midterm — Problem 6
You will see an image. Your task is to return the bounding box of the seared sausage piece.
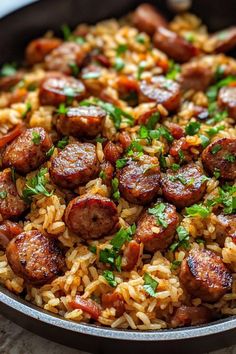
[161,164,207,209]
[179,61,213,91]
[0,71,24,92]
[65,194,119,239]
[2,128,53,175]
[25,38,62,65]
[0,221,23,249]
[39,73,86,106]
[6,230,65,285]
[56,106,106,139]
[0,169,26,220]
[117,154,161,205]
[132,3,167,36]
[99,160,114,187]
[102,292,125,317]
[139,76,181,111]
[50,142,99,189]
[70,295,101,320]
[44,42,86,75]
[179,248,232,302]
[104,141,123,165]
[208,27,236,53]
[218,86,236,120]
[153,27,199,63]
[215,214,236,247]
[122,240,141,271]
[201,138,236,180]
[0,123,25,149]
[164,122,184,140]
[170,137,202,163]
[134,202,179,252]
[171,305,212,328]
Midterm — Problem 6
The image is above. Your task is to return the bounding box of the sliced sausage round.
[122,240,141,271]
[25,38,62,65]
[201,138,236,180]
[50,142,99,189]
[179,61,213,91]
[179,248,232,302]
[0,169,26,220]
[39,73,86,106]
[218,86,236,120]
[117,154,161,205]
[164,121,184,140]
[0,71,24,92]
[161,163,207,209]
[134,201,179,252]
[153,27,199,63]
[139,76,181,111]
[209,27,236,53]
[170,137,203,163]
[44,42,86,75]
[132,3,167,36]
[56,106,106,139]
[64,194,119,239]
[215,214,236,247]
[104,141,123,165]
[6,230,65,285]
[101,292,125,317]
[2,128,53,175]
[0,220,23,249]
[171,305,212,328]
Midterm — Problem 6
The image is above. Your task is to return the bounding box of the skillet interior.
[0,0,236,353]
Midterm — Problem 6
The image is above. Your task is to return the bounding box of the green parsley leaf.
[170,226,190,252]
[31,131,41,145]
[215,65,225,81]
[146,112,160,130]
[116,44,128,56]
[185,121,201,136]
[61,24,72,40]
[69,63,80,77]
[178,150,185,164]
[116,158,128,169]
[110,226,134,251]
[22,102,32,119]
[139,125,149,139]
[0,191,7,199]
[74,36,86,45]
[135,34,146,44]
[185,204,210,218]
[159,153,167,169]
[111,177,120,201]
[82,72,101,80]
[171,163,180,171]
[22,168,52,202]
[225,154,235,162]
[199,134,210,148]
[207,76,236,102]
[211,144,222,154]
[148,203,168,228]
[184,32,195,43]
[114,57,125,72]
[171,260,182,270]
[46,146,55,158]
[206,125,225,137]
[88,245,97,254]
[103,270,117,287]
[207,110,227,125]
[213,169,221,179]
[99,171,106,180]
[166,60,181,80]
[195,238,205,244]
[95,136,107,143]
[57,136,69,149]
[56,103,69,115]
[99,248,116,265]
[137,61,147,80]
[143,273,158,297]
[0,63,17,77]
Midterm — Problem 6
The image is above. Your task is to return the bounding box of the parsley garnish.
[159,153,167,169]
[0,191,7,199]
[148,203,168,228]
[31,131,41,145]
[225,154,235,162]
[116,44,128,56]
[61,24,86,44]
[135,34,146,44]
[46,146,55,158]
[99,171,106,180]
[170,226,190,252]
[207,76,236,102]
[185,121,201,136]
[137,61,147,80]
[82,72,101,80]
[171,163,180,171]
[88,245,97,254]
[171,260,182,270]
[57,136,69,149]
[114,57,125,72]
[178,150,185,164]
[57,103,69,115]
[0,63,17,77]
[22,102,32,119]
[111,177,120,201]
[211,144,222,154]
[116,158,128,169]
[213,169,221,179]
[206,125,225,137]
[103,270,117,287]
[166,60,181,80]
[69,63,80,77]
[185,204,210,218]
[143,273,158,297]
[22,168,53,202]
[146,112,160,130]
[207,185,236,215]
[199,134,210,148]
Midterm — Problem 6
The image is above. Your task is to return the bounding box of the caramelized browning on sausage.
[2,128,52,174]
[218,86,236,120]
[0,220,23,249]
[104,141,123,165]
[6,230,65,285]
[179,61,213,91]
[179,248,232,302]
[56,106,106,139]
[215,214,236,247]
[207,27,236,53]
[201,138,236,180]
[50,142,99,189]
[117,154,161,205]
[0,71,24,92]
[171,305,212,328]
[122,240,141,271]
[161,164,207,208]
[0,169,26,220]
[25,38,62,65]
[170,137,203,163]
[101,292,125,317]
[65,194,119,239]
[134,202,179,252]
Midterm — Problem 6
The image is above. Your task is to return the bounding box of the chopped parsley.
[199,134,210,148]
[207,76,236,102]
[99,170,106,180]
[143,273,159,297]
[159,153,167,169]
[185,121,201,136]
[184,32,195,43]
[0,191,7,199]
[206,110,227,125]
[135,34,146,44]
[206,125,225,137]
[171,260,182,270]
[171,163,180,171]
[114,57,125,72]
[69,63,80,77]
[213,169,221,179]
[170,226,190,252]
[178,150,185,164]
[103,270,117,287]
[207,185,236,215]
[82,71,101,80]
[225,154,235,162]
[139,125,173,143]
[116,44,128,56]
[0,62,17,77]
[166,60,181,80]
[137,61,147,80]
[61,24,86,44]
[88,245,97,254]
[22,102,32,119]
[57,136,69,149]
[31,131,41,145]
[56,103,69,115]
[168,174,192,186]
[146,112,160,130]
[111,177,120,201]
[148,203,168,228]
[46,146,55,158]
[116,158,128,169]
[22,168,53,202]
[185,204,210,218]
[211,144,222,154]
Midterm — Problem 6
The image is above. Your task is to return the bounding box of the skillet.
[0,0,236,353]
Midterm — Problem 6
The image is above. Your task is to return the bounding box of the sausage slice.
[56,106,106,139]
[117,154,161,205]
[44,42,86,75]
[25,38,62,65]
[134,201,179,252]
[208,27,236,53]
[153,27,199,63]
[218,86,236,120]
[201,138,236,180]
[179,61,213,92]
[132,3,167,36]
[65,194,119,239]
[39,73,86,106]
[101,292,125,317]
[179,248,232,302]
[161,164,207,209]
[171,305,212,328]
[215,214,236,247]
[6,230,65,285]
[139,76,181,111]
[0,220,23,249]
[2,128,53,174]
[50,142,99,189]
[0,169,26,220]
